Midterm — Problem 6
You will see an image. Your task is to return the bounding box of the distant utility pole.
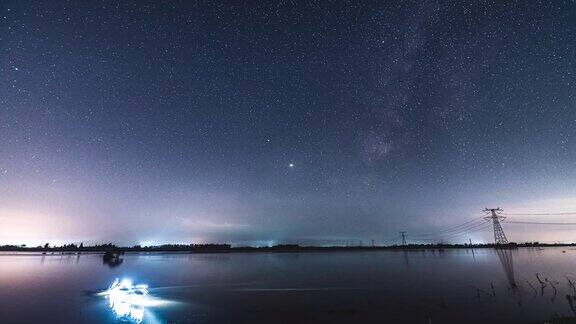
[399,231,407,246]
[483,207,509,244]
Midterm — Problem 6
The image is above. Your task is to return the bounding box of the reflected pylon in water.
[402,250,410,268]
[496,248,517,289]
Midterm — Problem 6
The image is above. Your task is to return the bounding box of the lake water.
[1,248,576,323]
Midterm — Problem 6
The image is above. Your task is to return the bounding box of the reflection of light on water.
[97,278,170,323]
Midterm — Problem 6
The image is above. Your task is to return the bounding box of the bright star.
[289,163,294,168]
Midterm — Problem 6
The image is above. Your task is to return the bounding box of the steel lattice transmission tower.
[483,208,508,244]
[399,231,407,246]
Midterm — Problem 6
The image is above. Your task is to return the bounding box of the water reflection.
[97,278,173,323]
[402,250,410,267]
[98,278,148,322]
[6,249,576,323]
[103,251,124,268]
[103,255,124,268]
[496,248,517,288]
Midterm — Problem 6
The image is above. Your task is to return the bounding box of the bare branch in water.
[545,278,558,301]
[536,273,547,287]
[568,277,576,295]
[525,280,537,295]
[490,282,496,296]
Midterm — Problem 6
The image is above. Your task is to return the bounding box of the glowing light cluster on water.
[98,278,151,323]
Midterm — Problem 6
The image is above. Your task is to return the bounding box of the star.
[288,163,294,168]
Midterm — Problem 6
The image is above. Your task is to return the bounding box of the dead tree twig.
[490,282,496,296]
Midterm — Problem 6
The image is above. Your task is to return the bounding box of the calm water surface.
[1,248,576,323]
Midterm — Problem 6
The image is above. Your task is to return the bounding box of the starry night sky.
[1,1,576,246]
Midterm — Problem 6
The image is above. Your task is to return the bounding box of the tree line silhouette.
[0,241,572,253]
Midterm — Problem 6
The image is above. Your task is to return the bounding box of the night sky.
[1,1,576,246]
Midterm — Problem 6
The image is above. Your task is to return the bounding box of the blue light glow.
[98,278,169,323]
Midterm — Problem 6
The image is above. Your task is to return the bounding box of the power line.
[429,223,493,238]
[506,212,576,215]
[440,222,492,237]
[412,219,489,238]
[431,220,491,237]
[404,209,576,244]
[456,223,493,235]
[409,209,505,244]
[409,221,491,241]
[408,223,493,241]
[411,216,486,237]
[409,237,440,241]
[505,221,576,225]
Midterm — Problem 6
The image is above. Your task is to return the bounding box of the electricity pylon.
[483,208,508,244]
[399,231,407,246]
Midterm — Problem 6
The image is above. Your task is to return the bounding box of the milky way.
[1,1,575,246]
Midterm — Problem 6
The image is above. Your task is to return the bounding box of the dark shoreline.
[1,242,574,254]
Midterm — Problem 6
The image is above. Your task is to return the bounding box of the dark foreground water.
[1,248,576,323]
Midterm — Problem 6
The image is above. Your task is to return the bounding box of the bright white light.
[98,278,153,323]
